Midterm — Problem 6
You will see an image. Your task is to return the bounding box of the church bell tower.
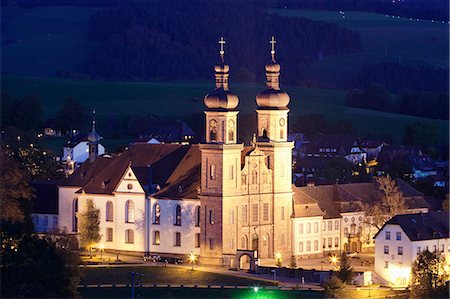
[199,38,244,265]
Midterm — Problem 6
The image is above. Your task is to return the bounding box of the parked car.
[346,251,357,258]
[163,257,184,264]
[143,254,161,262]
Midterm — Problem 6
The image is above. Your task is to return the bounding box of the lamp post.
[188,252,197,270]
[330,255,338,270]
[99,243,104,261]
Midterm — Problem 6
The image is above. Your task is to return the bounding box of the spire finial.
[91,108,96,131]
[252,133,257,147]
[219,37,226,62]
[270,36,276,61]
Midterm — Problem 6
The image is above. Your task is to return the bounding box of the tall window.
[106,228,113,242]
[328,221,332,231]
[299,223,303,234]
[153,203,160,224]
[306,241,311,252]
[314,240,318,251]
[241,235,248,249]
[252,204,258,222]
[335,220,339,230]
[195,206,200,227]
[209,238,214,250]
[174,232,181,246]
[209,210,214,224]
[398,246,404,255]
[385,231,391,240]
[72,198,78,232]
[314,222,319,233]
[384,245,389,254]
[174,205,181,226]
[228,129,234,142]
[209,164,216,180]
[125,200,134,223]
[299,241,304,252]
[306,223,311,234]
[263,203,269,221]
[335,237,339,248]
[328,237,332,248]
[106,201,114,222]
[125,229,134,244]
[195,233,200,248]
[251,171,257,185]
[396,232,402,241]
[242,205,248,223]
[153,230,160,245]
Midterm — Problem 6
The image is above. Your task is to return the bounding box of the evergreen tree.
[335,252,354,284]
[410,250,448,298]
[289,255,297,268]
[77,198,101,257]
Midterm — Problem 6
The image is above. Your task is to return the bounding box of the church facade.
[57,38,429,267]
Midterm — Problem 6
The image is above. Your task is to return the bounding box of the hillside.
[2,75,448,145]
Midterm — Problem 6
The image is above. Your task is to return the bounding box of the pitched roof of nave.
[293,179,428,219]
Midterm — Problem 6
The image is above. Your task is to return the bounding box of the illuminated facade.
[374,212,449,286]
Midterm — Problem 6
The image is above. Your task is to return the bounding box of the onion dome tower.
[88,109,101,163]
[203,37,239,144]
[199,37,244,266]
[255,36,290,141]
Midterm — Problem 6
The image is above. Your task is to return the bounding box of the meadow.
[271,9,449,87]
[2,75,448,145]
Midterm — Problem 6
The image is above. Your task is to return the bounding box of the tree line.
[345,84,448,120]
[86,1,362,83]
[351,62,449,93]
[278,0,449,22]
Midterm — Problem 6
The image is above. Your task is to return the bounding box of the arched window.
[125,229,134,244]
[174,232,181,246]
[106,201,113,222]
[241,235,248,250]
[228,129,234,142]
[280,128,284,139]
[153,203,160,224]
[314,240,319,251]
[125,200,134,223]
[262,128,268,138]
[174,205,181,226]
[153,230,160,245]
[210,129,217,142]
[195,206,200,227]
[106,228,113,242]
[251,170,257,185]
[72,198,78,232]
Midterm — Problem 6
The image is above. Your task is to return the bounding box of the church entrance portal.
[235,250,257,272]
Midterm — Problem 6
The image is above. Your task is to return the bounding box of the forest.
[86,2,362,83]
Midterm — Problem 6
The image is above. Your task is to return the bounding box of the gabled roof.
[293,185,335,218]
[304,134,363,156]
[375,211,449,241]
[64,134,89,148]
[62,154,115,187]
[139,120,196,143]
[30,180,62,214]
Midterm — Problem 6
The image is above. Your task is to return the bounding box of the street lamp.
[275,252,282,267]
[188,252,197,270]
[330,255,338,270]
[99,243,104,261]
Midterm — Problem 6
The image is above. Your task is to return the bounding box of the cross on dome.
[270,36,276,59]
[219,37,226,61]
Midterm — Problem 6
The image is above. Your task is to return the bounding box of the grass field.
[1,6,100,76]
[79,287,325,299]
[2,75,448,144]
[271,9,449,87]
[80,266,276,286]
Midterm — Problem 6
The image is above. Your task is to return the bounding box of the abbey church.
[57,38,428,268]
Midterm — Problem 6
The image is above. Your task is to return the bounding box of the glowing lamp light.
[275,252,282,260]
[188,252,197,270]
[330,256,338,264]
[253,286,259,293]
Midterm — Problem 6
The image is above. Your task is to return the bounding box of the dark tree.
[56,96,85,134]
[403,122,439,149]
[410,250,448,298]
[291,113,329,135]
[385,160,413,181]
[319,157,353,183]
[335,252,354,284]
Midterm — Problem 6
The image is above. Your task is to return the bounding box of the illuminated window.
[384,246,389,254]
[396,232,401,240]
[385,231,391,240]
[153,203,160,224]
[174,205,181,226]
[125,200,134,223]
[153,231,160,245]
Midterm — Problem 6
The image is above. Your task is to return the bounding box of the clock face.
[228,119,234,127]
[279,118,285,127]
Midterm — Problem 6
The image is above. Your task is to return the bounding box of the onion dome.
[204,37,239,110]
[87,110,101,143]
[256,36,290,109]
